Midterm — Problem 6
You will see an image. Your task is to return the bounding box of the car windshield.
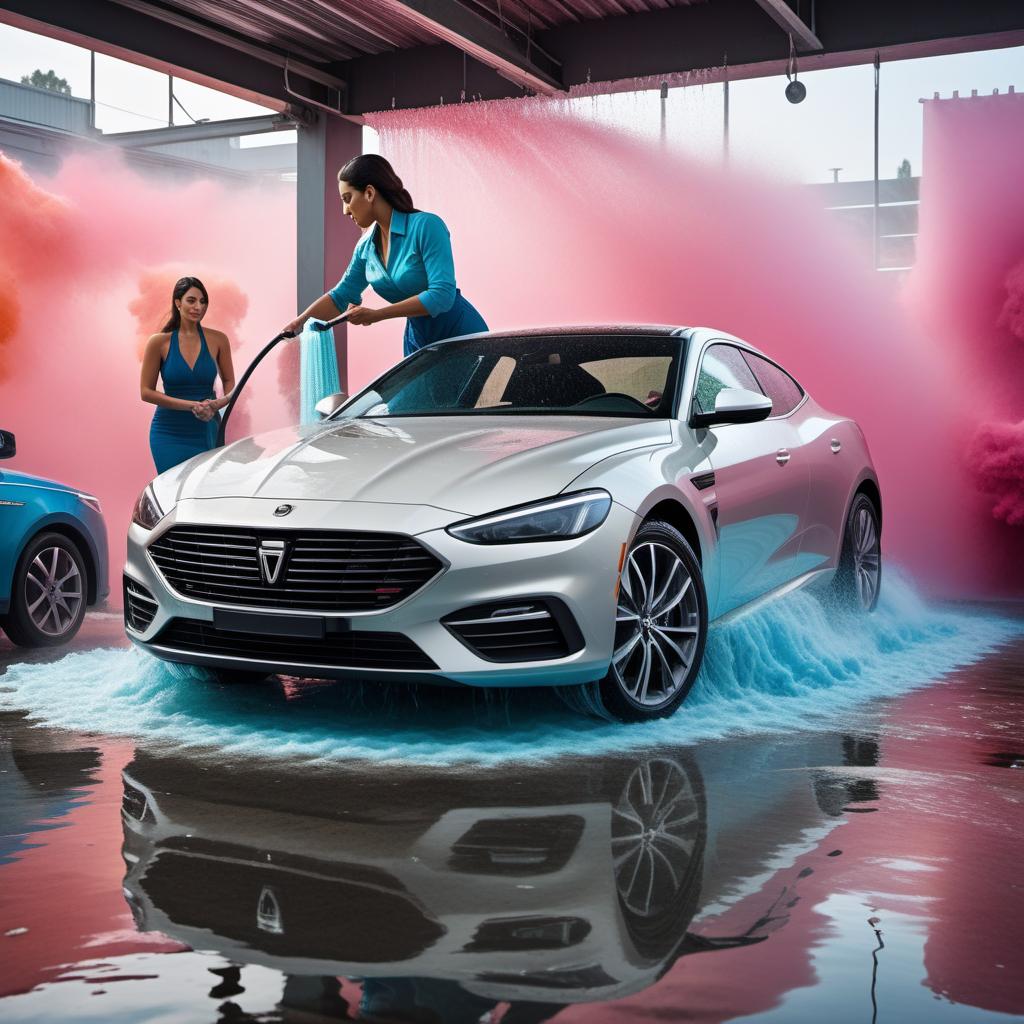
[336,334,684,419]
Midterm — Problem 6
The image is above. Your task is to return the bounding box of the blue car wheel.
[3,531,89,647]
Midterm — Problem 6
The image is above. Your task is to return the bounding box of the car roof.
[430,324,769,361]
[440,324,691,343]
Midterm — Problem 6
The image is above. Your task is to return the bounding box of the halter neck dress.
[149,325,220,474]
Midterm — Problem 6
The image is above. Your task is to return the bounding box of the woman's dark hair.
[337,155,417,213]
[162,276,209,332]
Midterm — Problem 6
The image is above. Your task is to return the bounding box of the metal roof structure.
[1,0,1022,119]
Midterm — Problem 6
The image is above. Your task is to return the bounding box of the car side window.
[694,344,761,414]
[742,352,804,417]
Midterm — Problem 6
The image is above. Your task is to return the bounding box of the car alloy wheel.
[832,493,882,613]
[4,532,89,647]
[852,503,881,610]
[610,754,706,958]
[26,546,83,636]
[600,520,708,721]
[613,758,702,918]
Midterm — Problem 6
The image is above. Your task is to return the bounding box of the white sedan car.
[125,326,882,720]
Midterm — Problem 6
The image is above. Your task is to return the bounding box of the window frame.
[739,349,806,420]
[688,338,807,427]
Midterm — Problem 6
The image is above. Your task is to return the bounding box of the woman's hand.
[345,305,383,327]
[191,400,215,422]
[282,315,307,338]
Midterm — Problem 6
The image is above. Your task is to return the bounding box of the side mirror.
[690,388,772,429]
[314,392,350,420]
[0,430,15,459]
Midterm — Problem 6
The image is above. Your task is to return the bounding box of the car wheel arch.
[635,496,704,566]
[853,477,882,533]
[12,518,98,605]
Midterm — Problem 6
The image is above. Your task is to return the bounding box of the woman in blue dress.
[141,276,237,474]
[283,155,487,354]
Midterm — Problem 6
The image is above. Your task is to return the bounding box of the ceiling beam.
[0,0,339,118]
[751,0,822,51]
[104,113,297,147]
[376,0,563,95]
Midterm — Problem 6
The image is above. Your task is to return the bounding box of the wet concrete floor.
[1,611,1022,1023]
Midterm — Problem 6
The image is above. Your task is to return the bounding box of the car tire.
[4,532,89,647]
[599,520,708,722]
[831,492,882,612]
[607,754,707,959]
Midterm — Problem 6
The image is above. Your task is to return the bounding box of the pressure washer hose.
[216,313,351,447]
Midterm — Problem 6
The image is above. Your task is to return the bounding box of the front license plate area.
[214,609,327,639]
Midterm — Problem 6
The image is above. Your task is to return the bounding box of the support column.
[297,112,362,391]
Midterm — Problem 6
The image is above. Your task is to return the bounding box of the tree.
[896,158,912,180]
[20,69,71,95]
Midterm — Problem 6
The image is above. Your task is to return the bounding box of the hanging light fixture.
[785,34,806,104]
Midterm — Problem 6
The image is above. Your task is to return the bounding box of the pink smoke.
[907,92,1024,593]
[997,259,1024,342]
[968,420,1024,526]
[363,100,978,595]
[0,150,295,606]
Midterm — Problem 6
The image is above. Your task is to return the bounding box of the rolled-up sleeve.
[328,247,368,312]
[416,213,457,317]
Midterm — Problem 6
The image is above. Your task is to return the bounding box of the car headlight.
[447,490,612,545]
[131,485,165,530]
[77,492,102,514]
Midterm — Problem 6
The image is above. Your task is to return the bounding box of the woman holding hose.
[283,155,487,354]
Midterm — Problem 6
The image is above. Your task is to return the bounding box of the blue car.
[0,429,109,647]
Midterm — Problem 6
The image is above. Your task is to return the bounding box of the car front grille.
[148,525,443,611]
[141,841,444,962]
[152,618,438,671]
[442,599,583,662]
[124,576,158,632]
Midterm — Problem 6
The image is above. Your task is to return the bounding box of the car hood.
[0,469,84,494]
[156,415,672,516]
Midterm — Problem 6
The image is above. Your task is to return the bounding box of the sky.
[0,22,1021,180]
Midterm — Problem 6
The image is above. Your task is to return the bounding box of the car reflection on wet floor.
[0,617,1023,1022]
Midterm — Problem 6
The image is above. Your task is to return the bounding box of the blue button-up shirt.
[328,209,458,318]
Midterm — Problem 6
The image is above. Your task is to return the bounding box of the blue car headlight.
[77,492,102,514]
[131,485,165,530]
[447,490,612,545]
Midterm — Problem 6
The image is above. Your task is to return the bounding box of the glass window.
[337,335,683,419]
[579,356,675,411]
[694,344,761,414]
[742,352,804,416]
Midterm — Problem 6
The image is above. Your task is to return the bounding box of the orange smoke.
[0,277,19,383]
[0,156,75,381]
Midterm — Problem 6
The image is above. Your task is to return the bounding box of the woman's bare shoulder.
[145,332,171,351]
[204,327,230,347]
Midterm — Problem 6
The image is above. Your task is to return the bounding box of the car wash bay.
[2,1,1024,1020]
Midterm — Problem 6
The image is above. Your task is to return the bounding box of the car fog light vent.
[449,814,584,876]
[464,915,591,953]
[442,599,583,663]
[123,577,158,633]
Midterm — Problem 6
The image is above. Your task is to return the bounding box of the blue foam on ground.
[1,570,1018,766]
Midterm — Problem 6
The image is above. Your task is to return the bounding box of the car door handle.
[776,449,791,466]
[830,438,842,453]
